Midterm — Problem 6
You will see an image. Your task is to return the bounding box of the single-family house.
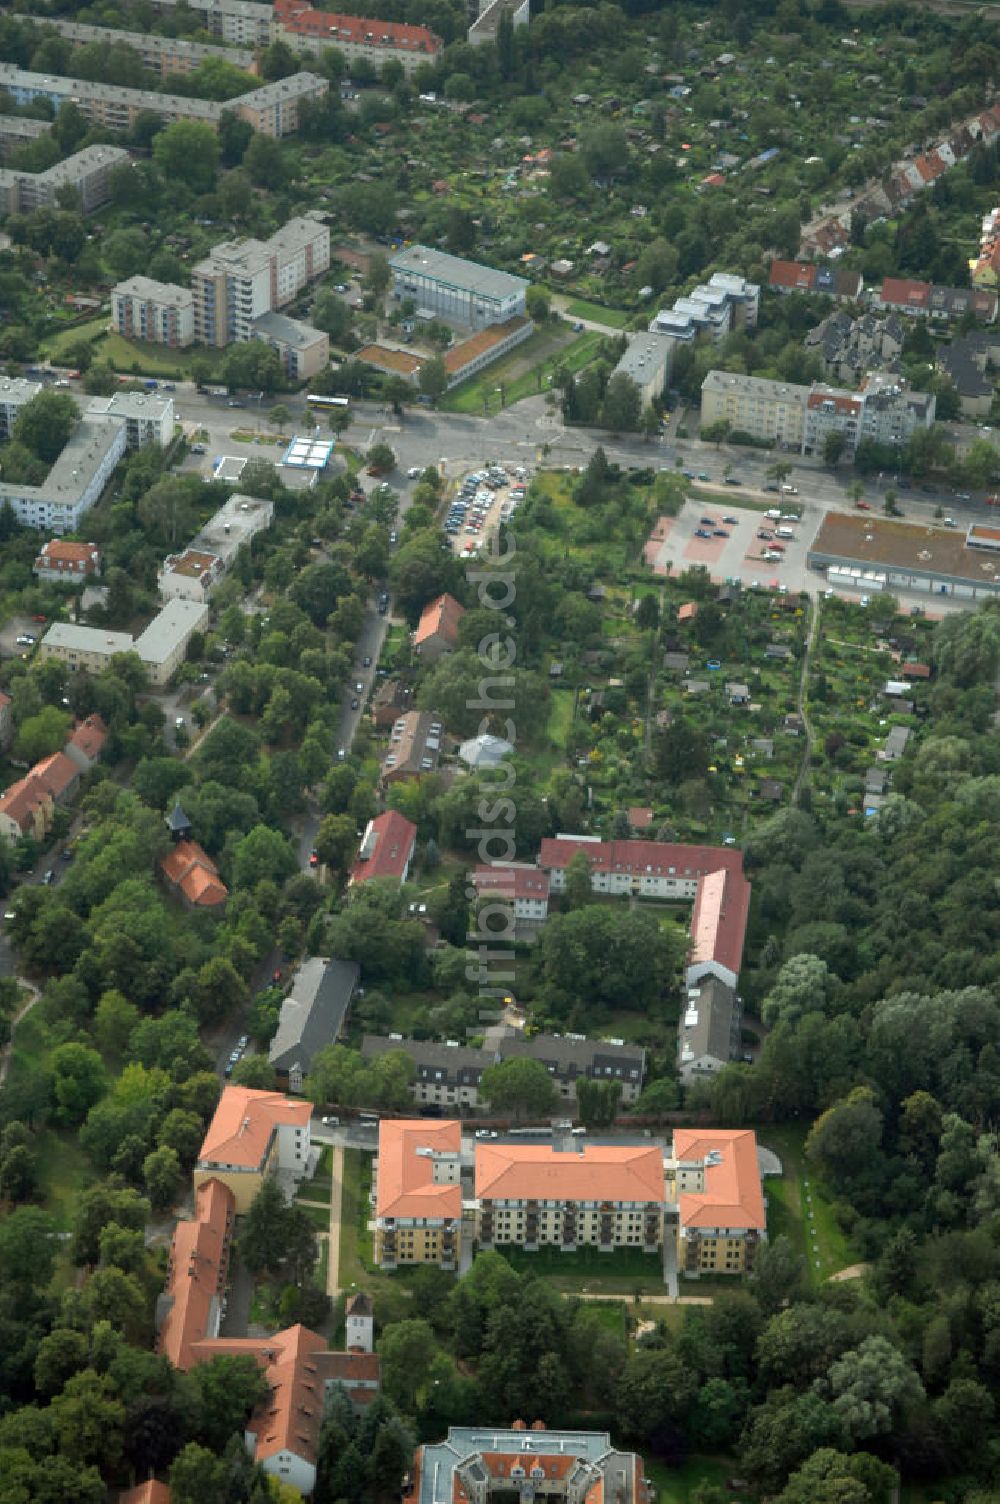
[413,593,465,661]
[64,712,108,773]
[380,710,444,786]
[371,678,412,730]
[160,839,228,911]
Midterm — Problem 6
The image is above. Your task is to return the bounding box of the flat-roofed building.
[669,1128,766,1276]
[156,548,222,604]
[0,416,126,533]
[390,245,527,330]
[116,0,276,47]
[475,1139,665,1253]
[612,333,674,406]
[112,276,196,348]
[158,492,273,602]
[250,310,329,380]
[16,14,258,79]
[86,391,174,450]
[193,216,329,347]
[134,597,210,686]
[372,1119,462,1269]
[442,316,534,385]
[356,344,424,384]
[0,114,49,162]
[194,1084,312,1213]
[807,513,1000,602]
[0,144,127,215]
[700,370,808,449]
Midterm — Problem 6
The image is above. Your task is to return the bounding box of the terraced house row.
[372,1121,767,1281]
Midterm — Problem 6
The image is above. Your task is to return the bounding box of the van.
[780,484,798,494]
[776,526,794,539]
[766,508,781,519]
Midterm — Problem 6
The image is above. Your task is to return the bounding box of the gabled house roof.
[413,592,465,651]
[475,1141,665,1204]
[268,957,360,1077]
[157,1176,235,1372]
[688,866,751,978]
[473,863,550,901]
[374,1119,462,1222]
[67,712,107,764]
[197,1085,312,1172]
[31,750,79,801]
[673,1128,765,1231]
[119,1483,172,1504]
[349,810,417,884]
[160,838,227,908]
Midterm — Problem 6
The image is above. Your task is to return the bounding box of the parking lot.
[647,497,819,595]
[444,462,530,556]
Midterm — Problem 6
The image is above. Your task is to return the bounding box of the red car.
[32,613,47,622]
[309,850,319,867]
[855,500,871,511]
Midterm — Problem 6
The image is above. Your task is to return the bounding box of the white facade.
[112,276,196,348]
[275,1118,311,1175]
[134,597,210,686]
[250,1444,315,1500]
[345,1306,374,1353]
[390,245,527,330]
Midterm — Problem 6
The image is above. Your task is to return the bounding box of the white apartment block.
[612,333,674,406]
[112,277,196,348]
[146,0,276,47]
[0,144,128,216]
[702,369,936,456]
[15,15,258,80]
[192,216,330,348]
[0,64,327,139]
[0,379,172,532]
[650,272,759,342]
[158,493,273,602]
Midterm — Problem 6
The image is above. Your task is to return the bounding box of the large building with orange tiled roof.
[194,1084,312,1212]
[160,838,228,911]
[156,1176,235,1371]
[372,1119,462,1269]
[670,1128,766,1276]
[413,592,465,662]
[476,1140,665,1255]
[405,1423,650,1504]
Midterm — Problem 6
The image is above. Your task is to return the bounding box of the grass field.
[41,316,109,359]
[564,299,631,329]
[644,1456,736,1504]
[97,331,226,379]
[760,1123,855,1284]
[497,1242,665,1293]
[443,329,604,415]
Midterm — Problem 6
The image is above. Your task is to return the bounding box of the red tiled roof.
[688,866,751,978]
[158,1177,235,1372]
[539,836,745,883]
[349,810,417,884]
[880,276,931,308]
[473,864,550,902]
[274,0,441,54]
[375,1119,462,1221]
[68,712,108,762]
[35,539,100,572]
[476,1141,665,1204]
[807,391,861,416]
[0,773,50,832]
[628,806,654,829]
[414,592,465,649]
[673,1127,765,1231]
[160,838,228,908]
[31,750,79,800]
[768,259,816,291]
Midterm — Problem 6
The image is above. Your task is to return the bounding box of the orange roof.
[356,344,424,377]
[197,1085,312,1171]
[274,0,441,54]
[158,1177,235,1372]
[769,259,816,291]
[375,1119,462,1221]
[36,539,100,569]
[443,317,531,376]
[119,1484,172,1504]
[414,592,465,650]
[475,1142,665,1204]
[31,750,79,800]
[160,838,228,908]
[68,712,108,761]
[628,806,653,829]
[673,1128,765,1231]
[677,602,698,622]
[0,773,50,830]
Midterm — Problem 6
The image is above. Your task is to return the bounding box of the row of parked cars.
[224,1034,250,1078]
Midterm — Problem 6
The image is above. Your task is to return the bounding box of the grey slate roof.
[269,957,360,1075]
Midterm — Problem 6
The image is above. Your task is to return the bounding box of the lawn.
[41,316,110,360]
[545,688,576,749]
[496,1242,665,1294]
[442,329,603,415]
[33,1127,97,1233]
[644,1456,738,1504]
[98,331,226,379]
[297,1144,333,1204]
[564,299,631,330]
[759,1123,855,1284]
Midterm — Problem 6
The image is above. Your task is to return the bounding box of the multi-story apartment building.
[379,709,444,785]
[406,1426,650,1504]
[274,0,442,74]
[0,115,50,162]
[112,276,196,348]
[157,492,273,602]
[390,245,528,331]
[472,863,551,924]
[476,1139,666,1253]
[677,975,742,1082]
[145,0,276,48]
[700,370,807,448]
[372,1119,462,1270]
[650,272,759,342]
[15,15,258,80]
[192,216,330,347]
[0,144,128,216]
[0,64,327,139]
[612,333,675,406]
[193,1084,312,1213]
[33,540,101,583]
[701,369,935,456]
[362,1030,646,1110]
[86,391,175,450]
[250,310,329,380]
[669,1128,766,1276]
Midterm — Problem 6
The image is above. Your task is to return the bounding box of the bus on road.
[307,394,349,410]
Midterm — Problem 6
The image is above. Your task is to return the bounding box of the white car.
[407,466,421,479]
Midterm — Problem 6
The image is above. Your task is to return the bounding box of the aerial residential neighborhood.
[0,0,998,1501]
